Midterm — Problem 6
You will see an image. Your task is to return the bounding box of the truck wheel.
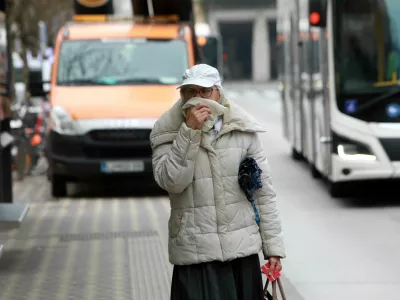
[51,175,67,198]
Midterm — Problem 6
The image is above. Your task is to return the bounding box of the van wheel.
[51,175,67,198]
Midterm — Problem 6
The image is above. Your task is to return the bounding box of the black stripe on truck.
[131,0,192,21]
[131,0,201,63]
[74,0,114,14]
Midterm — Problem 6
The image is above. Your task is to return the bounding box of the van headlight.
[49,106,77,135]
[333,132,376,161]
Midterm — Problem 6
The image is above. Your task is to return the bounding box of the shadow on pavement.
[68,180,168,198]
[322,180,400,208]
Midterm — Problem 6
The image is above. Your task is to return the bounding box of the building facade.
[203,0,277,82]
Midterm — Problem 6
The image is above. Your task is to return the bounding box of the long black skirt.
[170,254,264,300]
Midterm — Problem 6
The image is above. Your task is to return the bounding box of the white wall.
[0,27,6,48]
[208,8,277,82]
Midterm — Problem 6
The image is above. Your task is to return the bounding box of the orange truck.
[46,0,204,196]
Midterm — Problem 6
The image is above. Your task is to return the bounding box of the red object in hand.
[261,262,281,282]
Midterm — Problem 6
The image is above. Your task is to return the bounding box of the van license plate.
[101,160,144,173]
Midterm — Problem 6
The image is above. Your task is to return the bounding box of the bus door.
[289,6,302,156]
[308,29,321,171]
[307,0,331,177]
[299,28,309,159]
[319,26,332,176]
[300,27,312,161]
[277,34,290,139]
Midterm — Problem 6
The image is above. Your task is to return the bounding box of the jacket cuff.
[176,122,201,160]
[262,239,286,259]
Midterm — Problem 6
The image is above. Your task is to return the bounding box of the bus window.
[334,0,400,93]
[300,35,309,75]
[312,39,320,74]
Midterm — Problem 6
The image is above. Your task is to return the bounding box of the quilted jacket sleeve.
[247,132,286,259]
[151,122,201,194]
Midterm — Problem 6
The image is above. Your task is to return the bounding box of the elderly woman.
[150,64,286,300]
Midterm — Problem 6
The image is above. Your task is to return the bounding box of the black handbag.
[238,157,263,224]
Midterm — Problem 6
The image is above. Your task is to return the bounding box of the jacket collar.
[150,95,265,143]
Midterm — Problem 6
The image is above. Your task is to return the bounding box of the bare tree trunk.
[16,0,31,105]
[20,42,30,104]
[6,0,17,107]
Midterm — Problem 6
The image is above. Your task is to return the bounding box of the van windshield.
[57,38,189,86]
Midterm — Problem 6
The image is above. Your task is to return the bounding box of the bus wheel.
[329,181,345,198]
[311,164,321,179]
[291,148,302,160]
[51,175,67,198]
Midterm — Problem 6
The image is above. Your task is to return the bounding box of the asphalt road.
[2,81,400,300]
[224,81,400,300]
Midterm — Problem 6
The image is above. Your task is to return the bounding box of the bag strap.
[264,279,273,300]
[264,278,287,300]
[277,278,287,300]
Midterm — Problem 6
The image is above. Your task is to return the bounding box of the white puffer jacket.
[150,96,286,265]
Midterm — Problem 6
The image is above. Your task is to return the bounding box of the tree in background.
[7,0,73,102]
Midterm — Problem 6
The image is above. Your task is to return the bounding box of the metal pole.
[146,0,154,17]
[0,3,14,203]
[0,118,13,203]
[38,21,47,57]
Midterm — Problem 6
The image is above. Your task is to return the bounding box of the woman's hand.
[186,104,211,130]
[268,256,283,275]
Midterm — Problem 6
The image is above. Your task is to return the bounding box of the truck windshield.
[335,0,400,94]
[57,38,189,86]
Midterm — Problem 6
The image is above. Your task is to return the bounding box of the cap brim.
[176,78,214,89]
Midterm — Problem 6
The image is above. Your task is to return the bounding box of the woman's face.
[180,85,220,102]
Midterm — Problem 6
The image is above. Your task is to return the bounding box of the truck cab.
[46,1,199,197]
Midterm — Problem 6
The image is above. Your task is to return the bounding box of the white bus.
[277,0,400,197]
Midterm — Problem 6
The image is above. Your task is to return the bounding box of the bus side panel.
[314,31,328,176]
[322,0,335,179]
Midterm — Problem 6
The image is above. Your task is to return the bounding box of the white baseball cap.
[177,64,222,89]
